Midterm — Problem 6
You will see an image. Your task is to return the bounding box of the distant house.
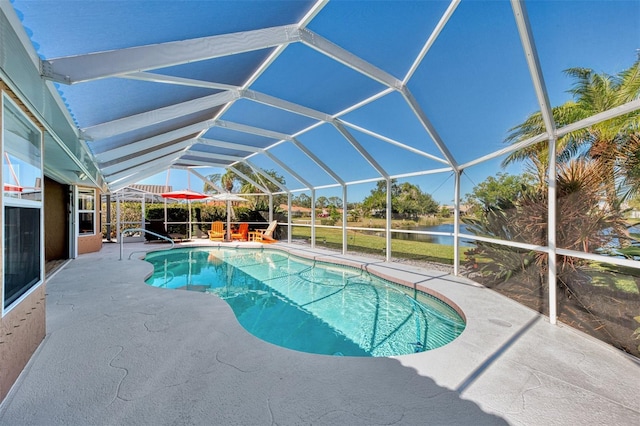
[279,204,343,218]
[442,204,471,216]
[280,204,313,217]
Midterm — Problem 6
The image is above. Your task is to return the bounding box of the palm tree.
[503,58,640,204]
[203,173,222,194]
[220,171,235,192]
[468,57,640,270]
[203,171,236,193]
[206,164,288,211]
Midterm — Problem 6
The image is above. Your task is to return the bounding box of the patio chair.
[208,221,225,241]
[256,220,278,242]
[231,223,249,241]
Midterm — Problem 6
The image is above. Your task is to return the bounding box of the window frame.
[2,93,44,315]
[78,187,96,236]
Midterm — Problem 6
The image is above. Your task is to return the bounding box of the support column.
[548,137,557,324]
[105,194,112,242]
[141,193,146,235]
[311,189,316,248]
[116,196,121,243]
[386,179,392,262]
[453,171,461,276]
[342,185,348,255]
[287,192,292,243]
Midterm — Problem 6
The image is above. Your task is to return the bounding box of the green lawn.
[468,246,640,295]
[289,225,465,265]
[588,263,640,294]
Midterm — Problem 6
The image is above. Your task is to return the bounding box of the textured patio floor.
[1,240,639,425]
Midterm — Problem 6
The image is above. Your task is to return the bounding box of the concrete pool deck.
[1,240,639,425]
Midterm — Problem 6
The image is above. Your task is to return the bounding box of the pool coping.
[149,244,467,356]
[1,240,639,425]
[138,241,640,415]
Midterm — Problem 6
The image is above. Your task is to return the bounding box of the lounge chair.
[208,221,225,241]
[231,223,249,241]
[145,219,172,242]
[256,220,278,242]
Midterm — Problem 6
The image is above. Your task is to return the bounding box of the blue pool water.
[145,247,465,357]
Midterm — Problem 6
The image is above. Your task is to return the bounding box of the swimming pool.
[145,247,465,357]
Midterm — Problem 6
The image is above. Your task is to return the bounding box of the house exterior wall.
[77,187,102,255]
[0,285,45,401]
[78,232,102,254]
[0,82,46,403]
[0,9,108,404]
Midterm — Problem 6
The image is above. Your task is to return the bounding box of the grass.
[290,224,464,265]
[468,247,640,295]
[588,263,640,294]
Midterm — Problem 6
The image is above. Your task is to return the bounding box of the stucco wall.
[0,285,46,402]
[77,187,102,255]
[77,233,102,254]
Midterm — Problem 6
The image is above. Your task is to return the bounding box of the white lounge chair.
[255,220,278,242]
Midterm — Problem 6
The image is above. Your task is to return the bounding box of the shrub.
[464,159,626,287]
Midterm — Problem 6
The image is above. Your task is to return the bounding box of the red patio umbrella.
[160,189,209,239]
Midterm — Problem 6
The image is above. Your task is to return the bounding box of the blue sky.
[142,0,638,205]
[12,0,638,205]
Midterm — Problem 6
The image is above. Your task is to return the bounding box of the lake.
[389,223,474,247]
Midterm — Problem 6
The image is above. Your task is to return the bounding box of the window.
[4,206,40,308]
[2,95,43,311]
[78,188,95,235]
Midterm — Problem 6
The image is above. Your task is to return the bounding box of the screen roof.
[8,0,639,194]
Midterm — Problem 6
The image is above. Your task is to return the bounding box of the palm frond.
[616,58,640,103]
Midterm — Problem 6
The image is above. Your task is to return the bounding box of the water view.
[390,223,473,247]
